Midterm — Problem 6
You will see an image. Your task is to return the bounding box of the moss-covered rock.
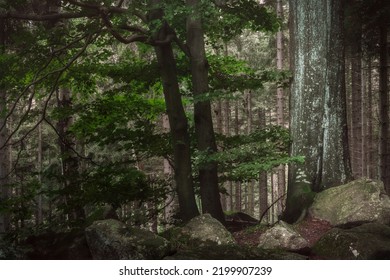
[258,221,309,251]
[309,179,390,226]
[85,219,171,259]
[312,223,390,259]
[177,214,235,246]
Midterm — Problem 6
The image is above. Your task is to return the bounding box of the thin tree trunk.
[258,108,268,223]
[0,88,9,234]
[186,0,224,223]
[276,0,286,215]
[246,91,254,216]
[57,88,85,223]
[234,99,241,211]
[0,18,10,234]
[350,12,363,178]
[36,122,43,225]
[149,0,199,222]
[224,99,233,211]
[367,57,374,179]
[379,16,390,193]
[361,58,367,177]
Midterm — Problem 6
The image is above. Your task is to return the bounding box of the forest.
[0,0,389,260]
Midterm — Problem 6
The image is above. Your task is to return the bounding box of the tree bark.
[379,15,390,194]
[186,0,224,223]
[149,0,199,222]
[57,88,85,223]
[0,85,9,235]
[0,18,10,234]
[258,108,268,222]
[224,100,233,211]
[366,56,375,179]
[275,0,286,215]
[284,0,352,223]
[350,2,363,178]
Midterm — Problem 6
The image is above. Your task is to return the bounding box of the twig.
[258,192,286,225]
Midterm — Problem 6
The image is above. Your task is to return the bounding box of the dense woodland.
[0,0,389,252]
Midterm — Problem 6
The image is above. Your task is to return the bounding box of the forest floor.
[227,216,332,257]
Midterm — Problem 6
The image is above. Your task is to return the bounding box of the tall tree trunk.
[258,108,268,222]
[366,56,375,179]
[0,18,10,234]
[186,0,224,223]
[0,85,9,235]
[246,91,254,216]
[284,0,352,223]
[275,0,286,215]
[57,88,85,223]
[234,99,241,211]
[224,99,233,211]
[36,122,43,225]
[149,0,199,222]
[350,2,363,178]
[379,15,390,194]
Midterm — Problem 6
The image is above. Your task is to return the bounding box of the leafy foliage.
[194,126,304,182]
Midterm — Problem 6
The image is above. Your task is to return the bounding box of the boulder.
[312,223,390,259]
[85,219,170,260]
[309,178,390,226]
[258,221,309,251]
[181,214,236,245]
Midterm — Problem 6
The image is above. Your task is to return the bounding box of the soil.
[227,215,333,256]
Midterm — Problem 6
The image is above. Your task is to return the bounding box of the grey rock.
[179,214,236,246]
[258,221,309,251]
[312,223,390,259]
[85,219,170,260]
[309,178,390,226]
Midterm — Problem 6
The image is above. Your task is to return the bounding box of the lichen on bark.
[284,0,352,223]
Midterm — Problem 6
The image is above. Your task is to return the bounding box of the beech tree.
[186,0,224,222]
[284,0,352,223]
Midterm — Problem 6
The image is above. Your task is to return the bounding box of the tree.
[148,0,199,222]
[275,0,286,216]
[378,4,389,194]
[186,0,224,222]
[56,88,85,222]
[0,17,10,234]
[284,0,352,223]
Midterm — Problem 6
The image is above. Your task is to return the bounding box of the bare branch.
[101,12,148,44]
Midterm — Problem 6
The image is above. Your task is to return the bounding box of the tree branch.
[100,12,148,44]
[0,33,91,134]
[2,34,95,149]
